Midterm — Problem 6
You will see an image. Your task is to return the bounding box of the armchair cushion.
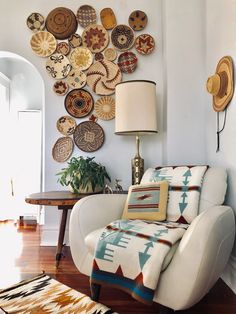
[122,181,168,221]
[141,165,207,223]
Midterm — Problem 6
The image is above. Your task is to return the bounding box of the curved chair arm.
[155,205,235,311]
[69,194,127,274]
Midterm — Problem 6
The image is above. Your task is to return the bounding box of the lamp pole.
[132,135,144,185]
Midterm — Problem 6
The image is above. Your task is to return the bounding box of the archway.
[0,51,45,222]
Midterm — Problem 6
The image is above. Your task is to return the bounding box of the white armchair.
[69,168,235,312]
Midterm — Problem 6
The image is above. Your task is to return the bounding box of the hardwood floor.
[0,220,235,314]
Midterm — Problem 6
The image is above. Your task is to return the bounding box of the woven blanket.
[141,165,208,223]
[91,219,188,304]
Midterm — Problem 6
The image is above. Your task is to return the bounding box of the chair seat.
[85,227,180,271]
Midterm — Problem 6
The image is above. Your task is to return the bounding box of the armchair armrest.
[69,194,127,274]
[155,205,235,310]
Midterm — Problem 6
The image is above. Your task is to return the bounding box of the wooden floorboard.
[0,220,235,313]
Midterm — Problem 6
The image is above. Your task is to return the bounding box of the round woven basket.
[73,121,104,152]
[52,137,74,162]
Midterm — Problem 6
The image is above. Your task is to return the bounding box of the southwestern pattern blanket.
[91,219,188,304]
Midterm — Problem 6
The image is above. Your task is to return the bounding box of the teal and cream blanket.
[91,165,207,304]
[91,219,188,304]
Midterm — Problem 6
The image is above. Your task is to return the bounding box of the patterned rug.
[0,274,115,313]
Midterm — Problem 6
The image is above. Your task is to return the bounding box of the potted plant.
[56,156,111,194]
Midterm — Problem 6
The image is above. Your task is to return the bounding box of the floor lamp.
[115,80,158,184]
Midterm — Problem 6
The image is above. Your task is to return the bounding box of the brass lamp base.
[132,135,144,185]
[132,156,144,185]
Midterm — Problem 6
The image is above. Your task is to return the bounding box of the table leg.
[55,207,68,268]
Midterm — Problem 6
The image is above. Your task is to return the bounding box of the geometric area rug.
[0,274,116,313]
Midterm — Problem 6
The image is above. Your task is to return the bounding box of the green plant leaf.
[56,156,111,193]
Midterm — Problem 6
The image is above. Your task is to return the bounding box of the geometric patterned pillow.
[122,181,168,221]
[141,166,208,223]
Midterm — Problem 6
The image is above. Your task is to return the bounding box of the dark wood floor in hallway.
[0,220,235,314]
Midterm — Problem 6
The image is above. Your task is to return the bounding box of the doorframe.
[0,71,10,86]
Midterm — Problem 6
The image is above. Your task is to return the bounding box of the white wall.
[164,0,236,292]
[164,0,206,165]
[206,0,236,292]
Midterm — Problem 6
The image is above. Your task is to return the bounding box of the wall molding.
[221,254,236,294]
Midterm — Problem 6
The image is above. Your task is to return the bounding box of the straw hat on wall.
[206,56,234,112]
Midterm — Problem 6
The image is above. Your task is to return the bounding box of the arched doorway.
[0,51,44,222]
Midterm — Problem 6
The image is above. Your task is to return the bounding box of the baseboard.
[221,255,236,293]
[40,226,69,246]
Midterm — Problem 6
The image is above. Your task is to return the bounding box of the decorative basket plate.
[69,47,93,70]
[57,116,77,136]
[117,51,138,74]
[73,121,104,152]
[100,8,117,30]
[128,10,148,31]
[86,60,122,95]
[77,5,97,28]
[53,80,69,96]
[82,24,109,53]
[64,88,94,118]
[95,96,115,120]
[30,31,57,57]
[111,24,135,51]
[135,34,155,55]
[66,68,87,89]
[104,47,117,61]
[52,136,74,162]
[27,13,45,32]
[56,41,70,55]
[46,53,71,79]
[94,52,104,61]
[45,7,78,40]
[68,33,82,48]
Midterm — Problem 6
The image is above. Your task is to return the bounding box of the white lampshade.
[115,80,158,135]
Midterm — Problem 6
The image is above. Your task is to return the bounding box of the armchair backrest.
[199,167,227,213]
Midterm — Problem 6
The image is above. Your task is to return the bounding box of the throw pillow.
[141,165,208,223]
[122,181,168,221]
